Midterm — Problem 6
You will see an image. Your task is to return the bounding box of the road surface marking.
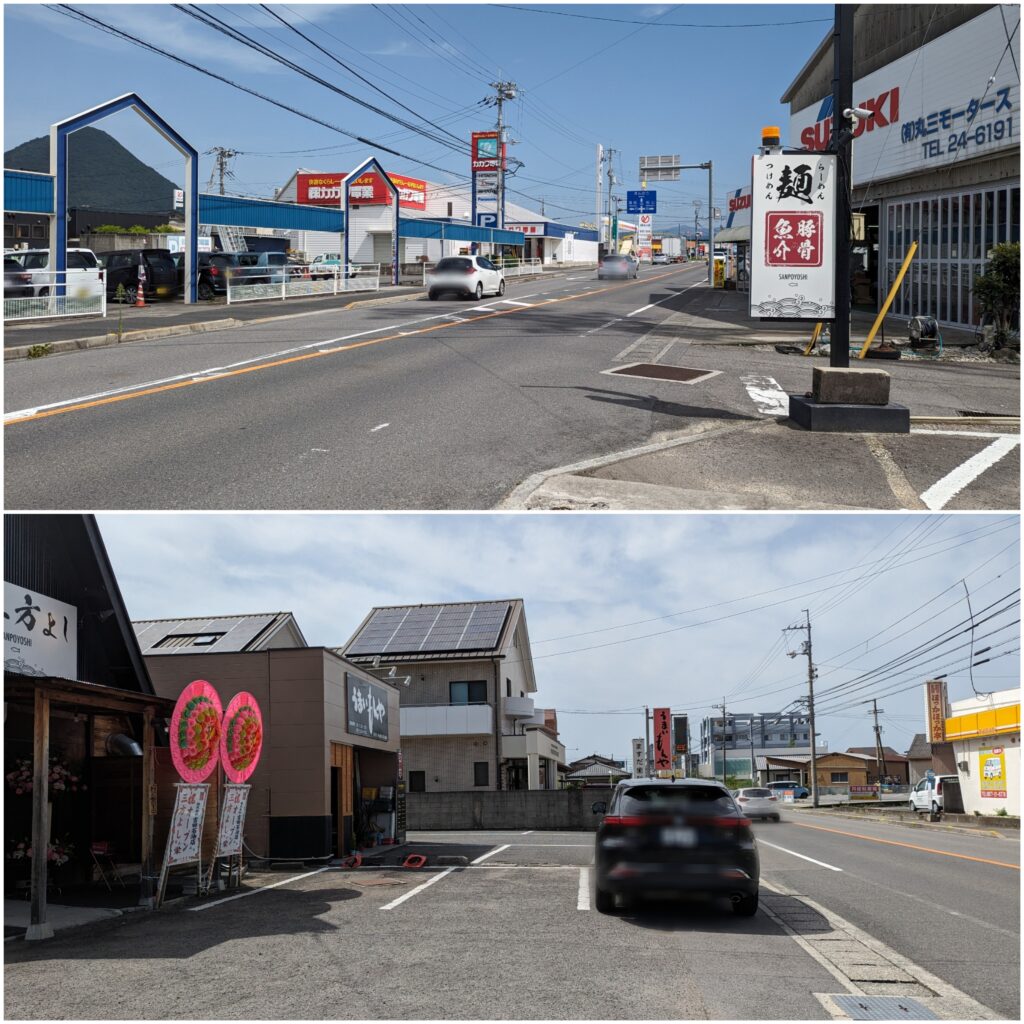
[310,447,330,453]
[865,436,926,509]
[370,423,389,432]
[625,276,705,317]
[471,843,511,864]
[577,867,590,910]
[498,299,533,307]
[793,821,1020,869]
[920,435,1021,509]
[469,305,497,312]
[521,830,533,835]
[761,878,1001,1018]
[5,269,688,426]
[627,303,655,316]
[189,866,330,911]
[741,373,789,416]
[758,839,843,871]
[379,866,458,910]
[583,317,624,337]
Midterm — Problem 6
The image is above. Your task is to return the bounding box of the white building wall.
[948,688,1020,817]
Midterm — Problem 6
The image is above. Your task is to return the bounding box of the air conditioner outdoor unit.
[957,760,969,772]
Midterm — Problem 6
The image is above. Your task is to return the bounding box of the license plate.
[157,286,170,296]
[661,826,696,847]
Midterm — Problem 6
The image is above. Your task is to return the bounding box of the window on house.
[153,632,225,649]
[473,762,489,787]
[830,772,849,783]
[16,225,29,239]
[408,771,426,792]
[31,225,44,239]
[449,680,488,704]
[446,202,453,217]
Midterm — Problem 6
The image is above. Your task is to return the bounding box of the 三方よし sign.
[749,153,836,320]
[4,582,78,680]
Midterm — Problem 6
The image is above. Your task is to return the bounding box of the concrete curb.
[802,805,1019,839]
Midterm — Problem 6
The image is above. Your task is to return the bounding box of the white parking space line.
[577,867,590,910]
[741,374,790,417]
[379,865,458,911]
[189,866,330,911]
[758,840,843,872]
[920,435,1021,509]
[471,843,511,864]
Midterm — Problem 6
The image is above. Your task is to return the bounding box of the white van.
[908,774,957,815]
[8,248,104,298]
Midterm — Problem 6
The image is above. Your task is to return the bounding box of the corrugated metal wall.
[4,170,55,214]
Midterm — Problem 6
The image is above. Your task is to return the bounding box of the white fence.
[494,257,543,277]
[226,263,381,305]
[4,270,107,322]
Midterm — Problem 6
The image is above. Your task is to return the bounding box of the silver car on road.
[734,787,781,821]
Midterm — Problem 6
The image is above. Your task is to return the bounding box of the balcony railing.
[504,696,535,718]
[400,703,493,737]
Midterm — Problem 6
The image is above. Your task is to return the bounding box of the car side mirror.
[591,801,607,815]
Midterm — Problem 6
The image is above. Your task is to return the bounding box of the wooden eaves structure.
[4,673,175,940]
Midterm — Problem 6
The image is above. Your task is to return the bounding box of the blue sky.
[97,513,1020,764]
[4,3,834,228]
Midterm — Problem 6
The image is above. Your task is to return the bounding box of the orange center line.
[6,267,694,426]
[793,820,1020,870]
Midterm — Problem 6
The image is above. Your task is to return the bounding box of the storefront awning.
[714,225,750,243]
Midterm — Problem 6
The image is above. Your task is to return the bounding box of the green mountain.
[4,126,180,215]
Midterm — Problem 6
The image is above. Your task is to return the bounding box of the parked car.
[766,781,810,800]
[235,250,295,285]
[733,787,781,821]
[426,255,505,301]
[652,253,671,265]
[598,254,639,280]
[169,251,243,299]
[308,253,357,280]
[8,247,103,298]
[908,775,957,815]
[592,778,759,917]
[98,249,179,303]
[4,256,34,298]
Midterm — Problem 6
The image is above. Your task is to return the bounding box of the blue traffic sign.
[627,190,657,214]
[476,212,498,228]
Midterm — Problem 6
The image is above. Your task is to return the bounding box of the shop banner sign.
[725,185,752,230]
[166,783,209,866]
[296,171,426,209]
[925,679,948,743]
[632,737,645,778]
[750,153,836,319]
[170,680,223,783]
[220,691,264,784]
[849,785,879,801]
[653,707,672,771]
[347,674,389,742]
[979,747,1007,799]
[636,213,654,260]
[472,131,506,172]
[215,784,250,857]
[4,582,77,680]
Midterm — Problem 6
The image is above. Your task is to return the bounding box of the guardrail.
[225,263,381,305]
[493,257,543,277]
[4,269,107,322]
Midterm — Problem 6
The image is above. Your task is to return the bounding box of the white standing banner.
[749,153,837,319]
[166,783,209,866]
[4,582,77,680]
[632,737,645,778]
[215,784,250,857]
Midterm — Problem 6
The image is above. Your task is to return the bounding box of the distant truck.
[658,237,682,259]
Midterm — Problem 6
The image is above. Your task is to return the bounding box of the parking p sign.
[475,212,498,228]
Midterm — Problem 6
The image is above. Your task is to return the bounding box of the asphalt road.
[5,263,1019,510]
[5,813,1017,1019]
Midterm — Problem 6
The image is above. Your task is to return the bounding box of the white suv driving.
[427,255,506,301]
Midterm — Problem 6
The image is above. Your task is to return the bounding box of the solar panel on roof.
[347,602,512,656]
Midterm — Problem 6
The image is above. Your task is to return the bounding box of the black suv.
[592,778,759,916]
[170,251,243,299]
[98,249,179,302]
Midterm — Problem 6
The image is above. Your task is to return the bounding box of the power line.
[490,5,834,30]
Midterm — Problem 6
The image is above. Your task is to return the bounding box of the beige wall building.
[135,613,401,858]
[341,599,565,792]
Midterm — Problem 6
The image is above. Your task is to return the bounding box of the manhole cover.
[603,362,720,384]
[832,995,938,1020]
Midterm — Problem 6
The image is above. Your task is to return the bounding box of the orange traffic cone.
[134,287,146,308]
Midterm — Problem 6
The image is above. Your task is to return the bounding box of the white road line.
[189,866,330,911]
[625,277,705,318]
[911,428,1019,439]
[758,839,843,872]
[920,435,1021,509]
[577,867,590,910]
[741,373,790,417]
[514,293,539,299]
[627,303,655,316]
[379,865,458,911]
[498,299,533,307]
[471,843,511,864]
[521,830,534,835]
[469,305,497,312]
[582,317,624,336]
[370,423,389,432]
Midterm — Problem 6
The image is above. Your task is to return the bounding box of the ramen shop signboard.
[749,153,836,320]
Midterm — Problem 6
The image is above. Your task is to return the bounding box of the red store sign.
[296,171,427,210]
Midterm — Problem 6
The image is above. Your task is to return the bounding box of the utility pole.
[489,80,517,230]
[830,4,854,367]
[870,699,888,787]
[643,705,651,778]
[206,147,238,196]
[712,699,728,785]
[785,611,820,807]
[605,147,617,254]
[596,144,605,252]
